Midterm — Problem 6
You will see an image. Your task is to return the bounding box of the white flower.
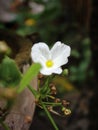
[31,41,71,75]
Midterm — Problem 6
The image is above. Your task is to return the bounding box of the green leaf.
[18,63,41,93]
[0,56,21,87]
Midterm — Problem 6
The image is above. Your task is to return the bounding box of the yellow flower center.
[46,60,54,68]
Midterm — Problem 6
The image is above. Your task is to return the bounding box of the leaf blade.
[18,63,41,93]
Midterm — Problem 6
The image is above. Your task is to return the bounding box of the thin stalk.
[42,101,62,107]
[28,85,39,99]
[41,101,59,130]
[46,95,55,99]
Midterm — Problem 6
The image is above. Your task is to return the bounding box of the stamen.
[46,60,54,68]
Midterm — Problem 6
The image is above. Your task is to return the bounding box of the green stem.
[0,121,10,130]
[42,101,62,107]
[46,95,55,99]
[28,85,39,99]
[41,101,59,130]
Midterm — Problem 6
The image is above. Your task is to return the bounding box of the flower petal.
[52,67,62,74]
[31,42,50,66]
[40,68,52,75]
[51,41,71,59]
[51,41,71,67]
[40,67,62,75]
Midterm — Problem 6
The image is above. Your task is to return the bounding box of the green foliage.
[69,37,91,83]
[18,63,41,93]
[0,56,21,87]
[35,0,62,43]
[39,78,50,99]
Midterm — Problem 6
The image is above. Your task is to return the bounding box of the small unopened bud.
[62,107,71,115]
[62,69,68,76]
[54,98,61,103]
[64,109,71,115]
[49,83,55,88]
[50,83,57,95]
[47,106,53,111]
[52,86,56,90]
[62,100,70,106]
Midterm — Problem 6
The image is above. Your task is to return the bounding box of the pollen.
[46,60,54,68]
